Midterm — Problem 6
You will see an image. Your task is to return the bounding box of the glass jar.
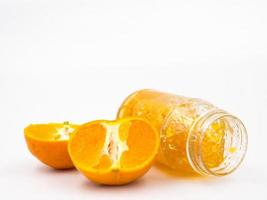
[117,89,247,176]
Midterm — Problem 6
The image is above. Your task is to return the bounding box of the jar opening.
[187,110,248,176]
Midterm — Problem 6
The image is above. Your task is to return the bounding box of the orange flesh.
[70,119,158,171]
[120,120,158,169]
[25,122,78,141]
[69,123,107,168]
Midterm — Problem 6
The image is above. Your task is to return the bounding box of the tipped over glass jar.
[117,89,248,176]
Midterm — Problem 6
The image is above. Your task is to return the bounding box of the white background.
[0,0,267,199]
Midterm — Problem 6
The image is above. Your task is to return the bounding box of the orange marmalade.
[117,89,247,176]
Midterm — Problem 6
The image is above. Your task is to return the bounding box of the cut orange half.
[24,122,79,169]
[68,118,160,185]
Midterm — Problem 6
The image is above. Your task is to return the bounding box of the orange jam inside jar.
[117,89,248,176]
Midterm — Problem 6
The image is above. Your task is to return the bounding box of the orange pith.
[24,122,79,169]
[68,118,160,185]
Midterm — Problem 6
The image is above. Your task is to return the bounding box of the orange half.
[68,117,160,185]
[24,122,79,169]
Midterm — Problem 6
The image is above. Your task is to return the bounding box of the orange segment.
[68,118,159,185]
[24,122,79,169]
[69,122,107,167]
[120,120,158,168]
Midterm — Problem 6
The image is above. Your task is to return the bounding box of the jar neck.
[187,109,248,176]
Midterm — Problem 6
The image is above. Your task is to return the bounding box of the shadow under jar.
[117,89,248,176]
